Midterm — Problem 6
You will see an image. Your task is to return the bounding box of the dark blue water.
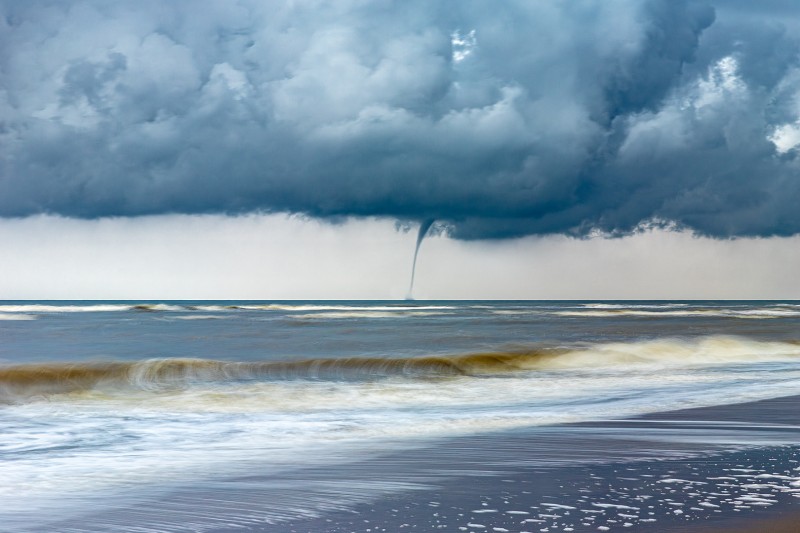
[3,300,800,364]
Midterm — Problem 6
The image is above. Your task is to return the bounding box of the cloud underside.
[2,0,800,239]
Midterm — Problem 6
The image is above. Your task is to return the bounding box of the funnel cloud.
[2,1,800,239]
[407,219,435,299]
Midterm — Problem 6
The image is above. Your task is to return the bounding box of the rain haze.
[2,0,800,297]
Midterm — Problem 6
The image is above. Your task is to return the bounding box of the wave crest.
[3,336,799,403]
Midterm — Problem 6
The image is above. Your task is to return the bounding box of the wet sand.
[694,515,800,533]
[279,394,800,533]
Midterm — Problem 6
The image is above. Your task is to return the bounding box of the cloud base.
[2,0,800,239]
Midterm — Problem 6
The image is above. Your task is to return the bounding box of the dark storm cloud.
[1,0,800,239]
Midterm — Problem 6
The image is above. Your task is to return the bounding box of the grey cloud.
[1,0,800,239]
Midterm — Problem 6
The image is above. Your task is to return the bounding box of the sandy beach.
[274,394,800,532]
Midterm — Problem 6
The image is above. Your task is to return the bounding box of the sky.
[2,0,800,299]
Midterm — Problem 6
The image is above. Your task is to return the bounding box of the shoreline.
[30,394,800,532]
[648,394,800,533]
[278,393,800,533]
[693,514,800,533]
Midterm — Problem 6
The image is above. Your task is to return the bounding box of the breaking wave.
[0,302,455,314]
[3,336,799,403]
[0,313,35,320]
[555,308,800,319]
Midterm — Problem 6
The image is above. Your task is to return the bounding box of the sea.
[3,300,800,532]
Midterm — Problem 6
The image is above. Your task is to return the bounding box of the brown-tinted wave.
[0,350,562,402]
[6,336,798,403]
[0,362,131,400]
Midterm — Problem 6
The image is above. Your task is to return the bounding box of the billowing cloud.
[1,0,799,239]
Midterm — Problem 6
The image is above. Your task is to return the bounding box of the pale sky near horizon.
[4,1,800,298]
[1,215,798,300]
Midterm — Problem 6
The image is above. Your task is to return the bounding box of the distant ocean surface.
[3,300,800,532]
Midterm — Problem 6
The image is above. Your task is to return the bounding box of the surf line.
[407,219,434,300]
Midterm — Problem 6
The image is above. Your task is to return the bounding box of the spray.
[406,219,435,300]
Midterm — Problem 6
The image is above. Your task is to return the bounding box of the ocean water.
[3,300,800,531]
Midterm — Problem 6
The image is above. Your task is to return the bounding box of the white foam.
[580,303,690,309]
[139,304,185,311]
[0,304,132,313]
[522,336,800,371]
[541,504,577,509]
[172,315,228,320]
[592,504,640,510]
[236,304,456,312]
[291,311,447,319]
[4,335,800,529]
[0,313,36,320]
[0,303,185,313]
[555,308,800,319]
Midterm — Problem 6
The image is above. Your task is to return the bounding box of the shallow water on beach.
[2,300,800,531]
